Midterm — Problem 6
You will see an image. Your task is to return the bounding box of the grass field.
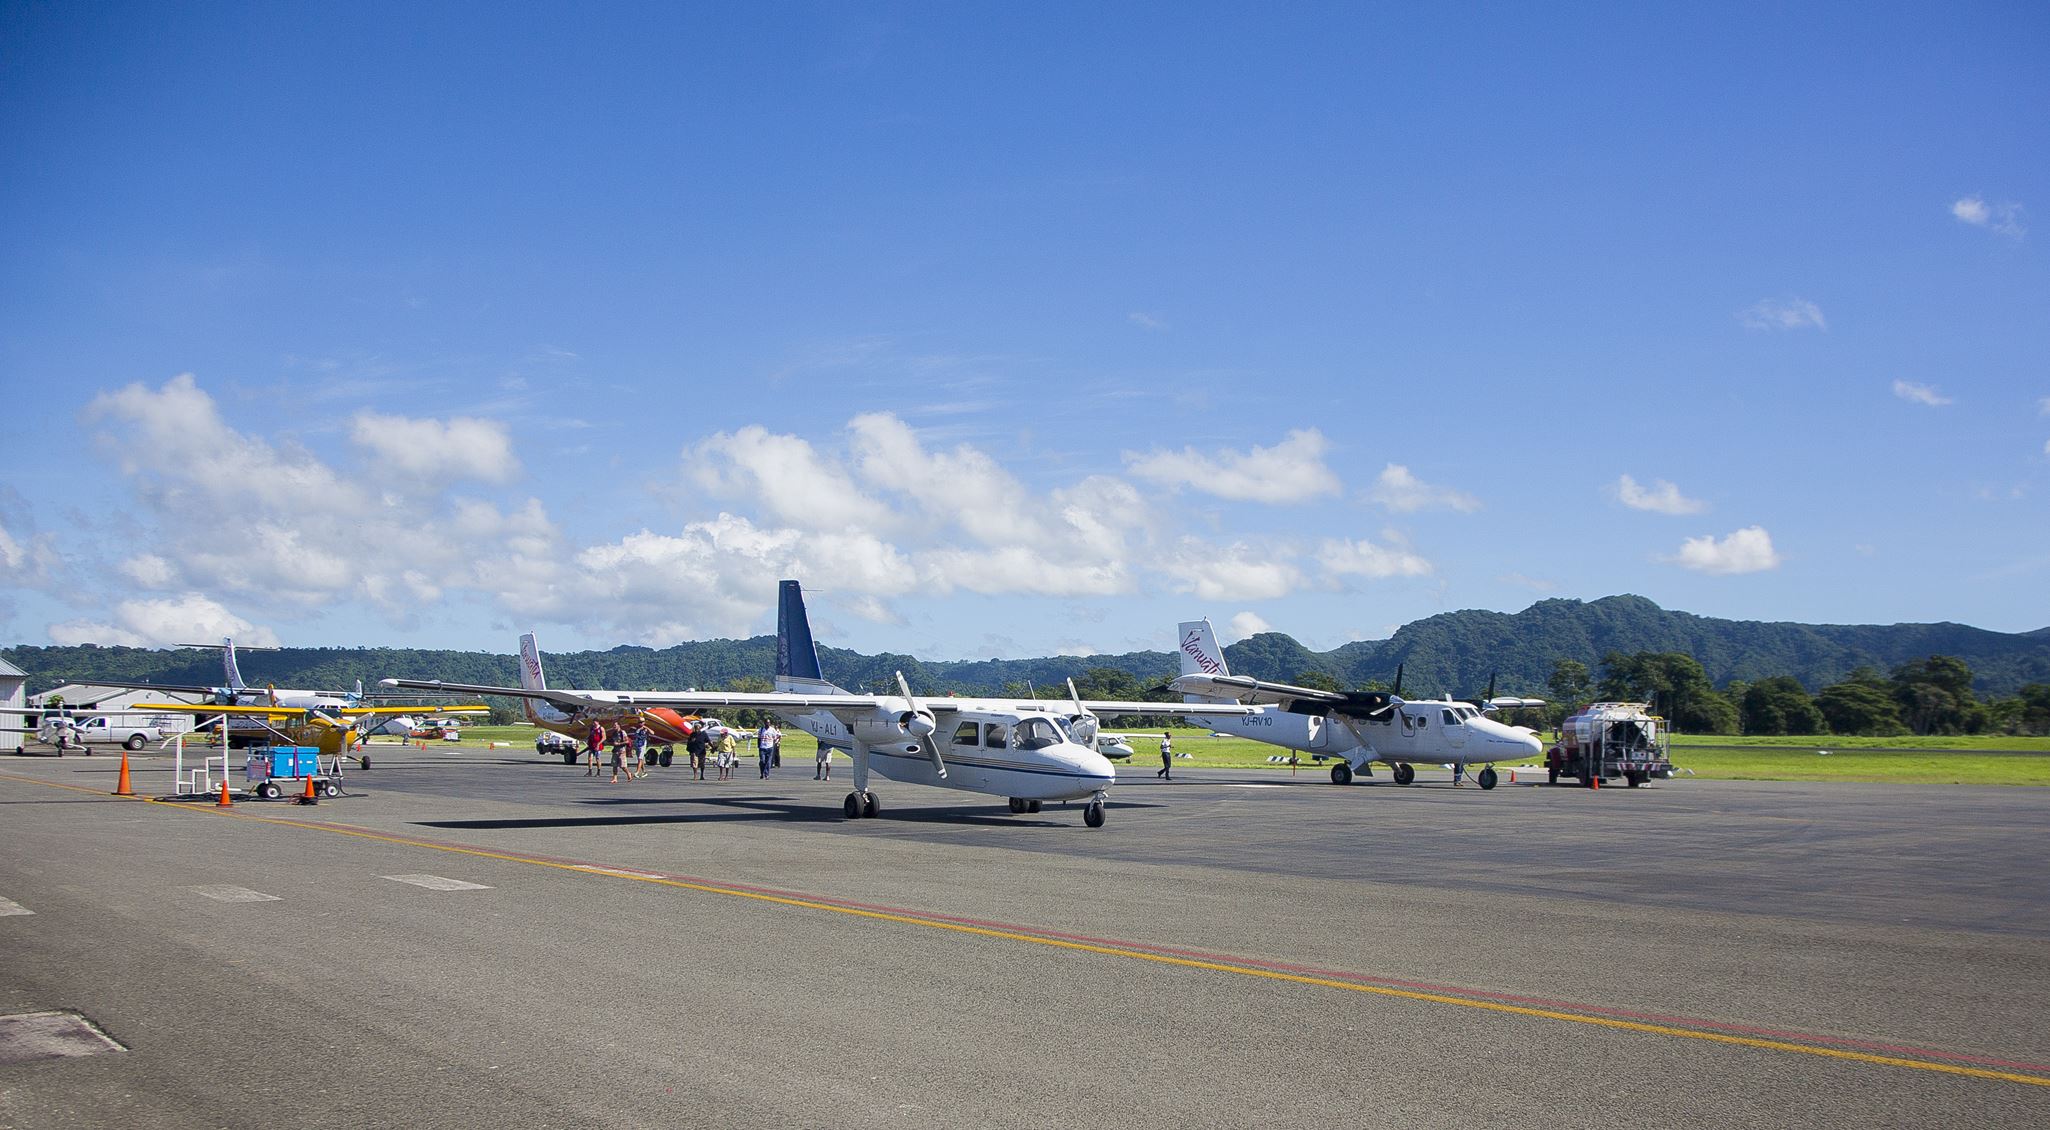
[414,724,2050,786]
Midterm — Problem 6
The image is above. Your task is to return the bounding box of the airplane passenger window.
[952,721,979,746]
[984,724,1009,748]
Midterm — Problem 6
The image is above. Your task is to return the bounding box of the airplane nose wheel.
[1477,766,1498,790]
[1083,796,1106,828]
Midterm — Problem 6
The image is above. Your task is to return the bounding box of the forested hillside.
[7,595,2047,699]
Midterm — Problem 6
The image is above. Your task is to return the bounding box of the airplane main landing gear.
[1477,766,1498,791]
[1393,763,1416,786]
[843,791,881,818]
[1330,762,1353,786]
[1006,797,1043,814]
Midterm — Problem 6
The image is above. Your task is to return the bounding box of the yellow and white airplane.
[1171,618,1544,790]
[387,580,1253,828]
[82,638,487,746]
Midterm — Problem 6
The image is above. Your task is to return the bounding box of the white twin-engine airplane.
[1172,618,1545,790]
[385,581,1253,828]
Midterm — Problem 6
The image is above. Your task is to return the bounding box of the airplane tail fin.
[517,632,570,724]
[775,580,847,694]
[221,637,246,693]
[1176,619,1234,704]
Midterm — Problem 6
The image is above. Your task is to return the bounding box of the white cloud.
[1738,298,1827,332]
[1892,380,1952,407]
[1952,195,2026,239]
[1614,474,1708,515]
[1498,572,1558,592]
[1663,526,1782,575]
[1128,311,1167,331]
[350,413,520,483]
[1125,429,1342,504]
[2037,396,2049,416]
[1314,536,1433,579]
[1367,464,1481,513]
[689,424,894,532]
[1226,611,1272,643]
[1158,538,1306,601]
[49,593,280,648]
[119,554,178,588]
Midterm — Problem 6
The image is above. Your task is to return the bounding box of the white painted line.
[1219,783,1288,789]
[185,885,281,903]
[0,1011,125,1064]
[576,866,663,879]
[0,896,32,917]
[383,874,492,892]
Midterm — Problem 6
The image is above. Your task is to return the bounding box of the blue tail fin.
[776,580,824,682]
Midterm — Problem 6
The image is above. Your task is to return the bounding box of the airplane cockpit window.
[1442,709,1459,726]
[1014,718,1061,750]
[951,721,980,746]
[984,723,1010,748]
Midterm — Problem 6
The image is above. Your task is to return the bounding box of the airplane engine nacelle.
[850,709,931,748]
[897,709,937,740]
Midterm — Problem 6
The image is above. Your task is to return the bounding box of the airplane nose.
[1070,743,1116,786]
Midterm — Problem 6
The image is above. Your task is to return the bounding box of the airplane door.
[1308,716,1328,749]
[1441,708,1467,750]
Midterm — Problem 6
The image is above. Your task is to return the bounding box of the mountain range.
[8,595,2048,700]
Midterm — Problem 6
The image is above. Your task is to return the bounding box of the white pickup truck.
[45,714,183,752]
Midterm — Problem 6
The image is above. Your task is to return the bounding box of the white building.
[28,684,203,738]
[0,658,24,754]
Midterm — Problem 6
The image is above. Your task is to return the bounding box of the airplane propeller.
[894,671,946,779]
[1064,678,1099,747]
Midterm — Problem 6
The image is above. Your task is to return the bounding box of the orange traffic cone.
[1590,775,1601,790]
[298,773,319,805]
[113,750,135,797]
[216,778,233,806]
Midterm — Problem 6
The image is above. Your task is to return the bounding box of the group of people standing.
[580,717,828,783]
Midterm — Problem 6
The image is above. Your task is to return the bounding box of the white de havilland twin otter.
[1170,618,1545,790]
[386,580,1255,829]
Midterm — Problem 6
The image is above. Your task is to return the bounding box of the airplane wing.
[135,702,326,719]
[34,678,222,696]
[1064,698,1256,718]
[339,704,490,717]
[381,678,907,718]
[1168,673,1350,707]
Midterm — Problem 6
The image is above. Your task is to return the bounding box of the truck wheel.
[1547,768,1559,785]
[562,751,579,766]
[1626,770,1645,788]
[124,734,146,751]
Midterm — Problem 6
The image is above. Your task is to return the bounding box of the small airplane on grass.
[1171,618,1544,790]
[386,581,1254,828]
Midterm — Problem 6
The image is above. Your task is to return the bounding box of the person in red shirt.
[585,720,605,777]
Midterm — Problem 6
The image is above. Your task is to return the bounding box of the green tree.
[2016,684,2050,736]
[1598,651,1738,734]
[1890,656,1987,735]
[1546,659,1591,724]
[1814,680,1905,735]
[1293,670,1341,693]
[1739,676,1827,736]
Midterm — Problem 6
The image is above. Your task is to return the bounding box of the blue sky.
[2,2,2045,661]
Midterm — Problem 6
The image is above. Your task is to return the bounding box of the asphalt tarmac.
[2,745,2046,1128]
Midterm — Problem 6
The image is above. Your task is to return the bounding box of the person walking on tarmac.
[630,718,652,778]
[715,728,738,780]
[757,721,780,779]
[1156,731,1174,780]
[585,719,605,777]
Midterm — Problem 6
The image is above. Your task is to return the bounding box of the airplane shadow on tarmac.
[415,795,1161,831]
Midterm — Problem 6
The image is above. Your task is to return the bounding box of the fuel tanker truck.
[1545,702,1674,787]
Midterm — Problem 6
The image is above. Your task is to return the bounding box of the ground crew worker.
[1156,731,1174,780]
